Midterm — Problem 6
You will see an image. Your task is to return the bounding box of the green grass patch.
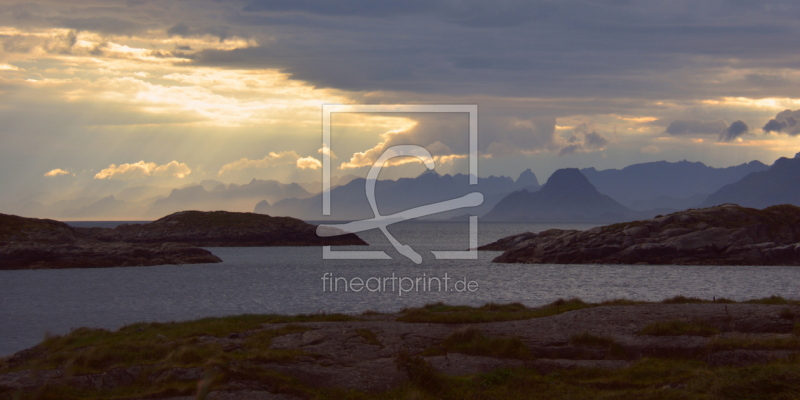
[355,329,382,347]
[639,320,721,337]
[395,296,789,324]
[745,295,800,306]
[3,314,351,374]
[707,335,800,351]
[437,327,531,360]
[568,332,628,359]
[359,357,800,400]
[396,298,593,324]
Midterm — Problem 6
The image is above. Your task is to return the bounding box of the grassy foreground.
[1,296,800,399]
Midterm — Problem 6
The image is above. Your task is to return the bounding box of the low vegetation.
[639,320,721,337]
[3,295,800,399]
[707,335,800,351]
[376,357,800,400]
[397,298,594,324]
[433,327,531,360]
[2,313,355,374]
[568,332,628,359]
[355,328,382,347]
[396,295,796,324]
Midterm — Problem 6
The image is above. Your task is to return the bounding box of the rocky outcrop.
[0,213,221,270]
[79,210,367,247]
[482,204,800,265]
[1,302,798,398]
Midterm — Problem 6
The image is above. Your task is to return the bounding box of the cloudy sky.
[2,0,800,214]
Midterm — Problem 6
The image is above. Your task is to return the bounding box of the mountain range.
[255,170,540,221]
[581,160,768,210]
[701,153,800,209]
[11,153,800,222]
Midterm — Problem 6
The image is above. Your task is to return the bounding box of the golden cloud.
[94,160,191,180]
[296,156,322,170]
[43,168,69,177]
[218,151,302,175]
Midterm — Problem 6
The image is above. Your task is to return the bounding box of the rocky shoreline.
[0,210,366,269]
[1,298,799,399]
[481,204,800,265]
[0,213,221,269]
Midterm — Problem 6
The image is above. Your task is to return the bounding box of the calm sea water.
[2,221,800,356]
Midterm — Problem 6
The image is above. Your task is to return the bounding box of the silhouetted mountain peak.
[515,169,539,188]
[540,168,598,197]
[416,169,441,178]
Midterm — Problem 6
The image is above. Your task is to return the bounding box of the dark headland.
[0,211,366,270]
[78,210,367,247]
[481,204,800,265]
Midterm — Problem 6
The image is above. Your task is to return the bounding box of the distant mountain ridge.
[702,153,800,208]
[256,172,539,221]
[581,160,768,209]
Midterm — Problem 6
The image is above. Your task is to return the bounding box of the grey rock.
[482,204,800,265]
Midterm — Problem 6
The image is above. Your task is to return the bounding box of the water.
[2,221,800,356]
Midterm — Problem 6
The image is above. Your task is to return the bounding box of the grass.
[356,328,382,347]
[639,320,721,337]
[745,295,800,306]
[434,327,532,360]
[397,298,593,324]
[707,335,800,351]
[1,312,354,374]
[369,357,800,400]
[568,332,628,359]
[11,357,800,400]
[4,296,800,399]
[395,295,788,324]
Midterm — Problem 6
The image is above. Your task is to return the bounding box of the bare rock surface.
[481,204,800,265]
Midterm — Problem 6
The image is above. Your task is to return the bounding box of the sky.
[2,0,800,215]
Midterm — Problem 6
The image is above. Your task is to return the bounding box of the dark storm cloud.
[555,123,609,156]
[178,0,800,99]
[665,119,729,136]
[241,0,556,28]
[49,17,145,35]
[719,120,749,142]
[762,109,800,136]
[10,0,798,100]
[558,144,582,156]
[584,132,609,149]
[167,23,231,40]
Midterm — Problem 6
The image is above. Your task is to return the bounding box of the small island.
[79,210,367,247]
[0,213,222,270]
[481,204,800,265]
[0,211,366,270]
